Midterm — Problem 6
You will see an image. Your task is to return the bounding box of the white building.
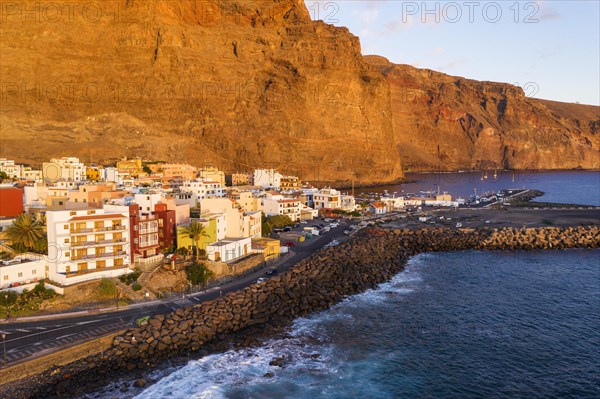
[101,167,122,184]
[0,158,23,179]
[0,254,46,290]
[181,180,226,205]
[24,184,49,209]
[43,157,86,182]
[261,194,302,221]
[46,208,132,285]
[206,237,252,262]
[200,198,261,238]
[313,188,356,211]
[22,167,43,182]
[253,169,282,189]
[381,196,405,210]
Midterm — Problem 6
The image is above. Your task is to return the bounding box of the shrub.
[118,271,141,285]
[99,278,116,296]
[187,262,215,286]
[132,282,142,291]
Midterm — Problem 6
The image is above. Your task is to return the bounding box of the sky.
[304,1,600,105]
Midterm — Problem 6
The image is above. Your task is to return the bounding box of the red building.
[128,204,160,262]
[153,203,176,251]
[0,187,24,217]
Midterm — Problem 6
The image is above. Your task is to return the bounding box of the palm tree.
[180,221,209,260]
[5,213,44,251]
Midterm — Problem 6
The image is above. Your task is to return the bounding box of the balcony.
[71,225,126,235]
[72,251,127,261]
[70,238,127,249]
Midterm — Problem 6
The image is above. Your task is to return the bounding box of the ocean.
[357,170,600,207]
[132,249,600,399]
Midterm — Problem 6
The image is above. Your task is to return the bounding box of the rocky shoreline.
[1,226,599,398]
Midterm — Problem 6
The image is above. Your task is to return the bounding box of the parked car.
[330,223,339,228]
[256,278,267,284]
[285,241,296,247]
[266,268,278,275]
[300,221,308,224]
[283,226,292,232]
[343,230,351,235]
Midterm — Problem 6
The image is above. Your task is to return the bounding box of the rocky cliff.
[364,55,599,171]
[0,0,598,184]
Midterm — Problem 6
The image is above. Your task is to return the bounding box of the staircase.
[136,258,166,299]
[113,277,145,301]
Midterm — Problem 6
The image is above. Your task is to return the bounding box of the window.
[3,275,7,280]
[18,272,23,278]
[65,252,70,257]
[64,238,69,243]
[87,210,95,215]
[32,270,37,275]
[70,211,76,216]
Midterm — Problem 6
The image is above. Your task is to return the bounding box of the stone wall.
[3,226,599,398]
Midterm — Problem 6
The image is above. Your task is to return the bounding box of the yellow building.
[86,167,101,181]
[198,167,225,185]
[251,238,280,260]
[149,163,197,181]
[116,158,143,177]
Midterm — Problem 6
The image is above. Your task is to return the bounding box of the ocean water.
[359,170,600,206]
[134,249,600,399]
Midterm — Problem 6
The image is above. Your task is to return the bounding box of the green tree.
[265,215,294,229]
[187,262,214,286]
[180,221,209,260]
[261,213,272,236]
[5,213,44,251]
[0,171,9,182]
[142,165,153,175]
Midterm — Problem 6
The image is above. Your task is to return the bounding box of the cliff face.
[1,1,598,184]
[0,0,400,184]
[364,55,599,171]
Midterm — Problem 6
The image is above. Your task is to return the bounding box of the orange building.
[0,187,24,217]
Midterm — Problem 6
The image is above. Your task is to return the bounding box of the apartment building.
[181,180,226,205]
[46,208,132,285]
[42,157,86,182]
[280,175,302,190]
[225,173,250,186]
[198,167,225,185]
[0,158,23,179]
[149,163,197,181]
[253,169,282,189]
[313,188,356,211]
[261,195,302,221]
[116,158,143,177]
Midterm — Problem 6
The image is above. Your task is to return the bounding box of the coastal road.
[0,221,356,367]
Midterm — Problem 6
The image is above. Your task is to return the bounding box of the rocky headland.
[1,225,598,398]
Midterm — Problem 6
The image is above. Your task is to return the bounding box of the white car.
[330,223,339,228]
[256,278,267,284]
[343,230,351,235]
[300,221,308,224]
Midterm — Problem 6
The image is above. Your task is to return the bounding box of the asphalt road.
[0,220,356,367]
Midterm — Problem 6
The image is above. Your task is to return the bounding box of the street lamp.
[1,332,6,368]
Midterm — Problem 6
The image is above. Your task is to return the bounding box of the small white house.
[206,237,252,262]
[0,254,46,290]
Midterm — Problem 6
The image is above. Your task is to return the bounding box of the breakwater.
[2,226,599,398]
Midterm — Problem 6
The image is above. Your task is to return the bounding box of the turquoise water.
[361,170,600,206]
[134,249,600,399]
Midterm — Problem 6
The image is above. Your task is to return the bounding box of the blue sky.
[304,1,600,105]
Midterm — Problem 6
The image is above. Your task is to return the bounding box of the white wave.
[135,265,425,398]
